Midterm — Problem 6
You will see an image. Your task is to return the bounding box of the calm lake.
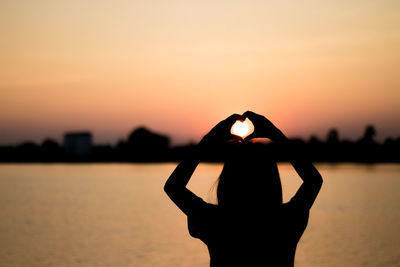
[0,163,399,267]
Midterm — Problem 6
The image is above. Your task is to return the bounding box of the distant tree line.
[0,125,399,163]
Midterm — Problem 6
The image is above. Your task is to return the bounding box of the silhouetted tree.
[115,139,128,161]
[16,142,39,161]
[309,135,322,145]
[356,125,378,162]
[327,129,339,144]
[92,145,115,161]
[127,127,170,161]
[325,129,341,162]
[40,139,62,161]
[361,125,376,143]
[307,136,323,162]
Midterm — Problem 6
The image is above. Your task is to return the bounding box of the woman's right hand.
[199,114,244,147]
[243,111,285,142]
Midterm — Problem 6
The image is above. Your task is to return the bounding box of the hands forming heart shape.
[199,111,285,147]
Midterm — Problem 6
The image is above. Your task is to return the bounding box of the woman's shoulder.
[189,195,218,211]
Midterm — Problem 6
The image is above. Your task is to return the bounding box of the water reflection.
[0,163,399,266]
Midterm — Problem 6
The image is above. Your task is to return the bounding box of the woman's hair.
[216,153,282,210]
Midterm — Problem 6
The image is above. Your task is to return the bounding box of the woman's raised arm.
[273,133,323,209]
[164,114,244,216]
[164,159,201,216]
[243,111,323,210]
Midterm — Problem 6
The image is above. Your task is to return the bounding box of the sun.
[231,118,254,138]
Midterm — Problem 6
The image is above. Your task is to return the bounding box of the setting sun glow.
[0,1,399,145]
[231,119,254,138]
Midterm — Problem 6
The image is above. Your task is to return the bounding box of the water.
[0,163,399,267]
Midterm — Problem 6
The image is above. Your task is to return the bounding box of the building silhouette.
[64,132,92,158]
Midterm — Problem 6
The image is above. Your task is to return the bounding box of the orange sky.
[1,0,399,145]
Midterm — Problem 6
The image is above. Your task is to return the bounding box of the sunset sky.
[1,0,399,145]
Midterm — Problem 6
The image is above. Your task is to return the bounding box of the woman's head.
[216,155,282,210]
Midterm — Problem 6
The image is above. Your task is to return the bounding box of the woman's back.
[188,196,310,267]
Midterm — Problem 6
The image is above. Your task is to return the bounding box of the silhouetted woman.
[164,111,323,267]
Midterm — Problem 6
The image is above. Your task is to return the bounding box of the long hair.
[216,147,282,210]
